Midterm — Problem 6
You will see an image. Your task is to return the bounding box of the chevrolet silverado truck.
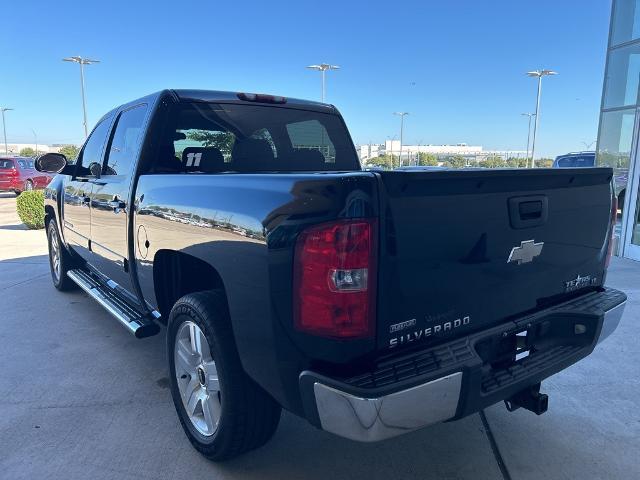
[36,89,627,461]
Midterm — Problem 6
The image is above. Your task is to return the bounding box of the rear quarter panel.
[133,171,378,412]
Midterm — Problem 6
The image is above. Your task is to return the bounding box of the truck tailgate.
[375,168,614,352]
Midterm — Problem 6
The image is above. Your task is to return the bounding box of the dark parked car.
[37,90,626,461]
[0,156,53,194]
[552,151,596,168]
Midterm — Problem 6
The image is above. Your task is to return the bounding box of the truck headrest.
[181,147,225,173]
[231,138,274,171]
[292,148,326,169]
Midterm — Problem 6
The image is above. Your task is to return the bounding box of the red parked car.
[0,156,53,195]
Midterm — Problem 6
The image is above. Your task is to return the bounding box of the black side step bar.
[67,269,160,338]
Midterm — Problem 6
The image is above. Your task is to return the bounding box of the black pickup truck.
[37,89,626,461]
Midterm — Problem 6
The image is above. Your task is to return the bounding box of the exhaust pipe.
[504,383,548,415]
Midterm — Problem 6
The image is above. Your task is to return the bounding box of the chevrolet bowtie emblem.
[507,239,544,265]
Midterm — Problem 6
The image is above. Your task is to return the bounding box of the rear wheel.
[167,291,281,461]
[46,220,76,291]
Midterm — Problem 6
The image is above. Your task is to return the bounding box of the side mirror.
[89,162,102,177]
[35,153,68,174]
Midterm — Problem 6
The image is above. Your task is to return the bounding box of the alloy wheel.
[49,226,61,283]
[174,321,221,436]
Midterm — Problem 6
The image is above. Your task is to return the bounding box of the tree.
[418,152,438,166]
[186,130,236,158]
[19,147,36,157]
[506,157,528,168]
[441,155,466,168]
[483,155,506,168]
[366,154,395,169]
[535,158,553,168]
[58,145,80,161]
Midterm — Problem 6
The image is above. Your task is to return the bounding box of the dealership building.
[599,0,640,260]
[358,141,526,164]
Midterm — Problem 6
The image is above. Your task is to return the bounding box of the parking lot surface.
[0,192,638,480]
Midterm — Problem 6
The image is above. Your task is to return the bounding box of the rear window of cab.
[0,159,14,169]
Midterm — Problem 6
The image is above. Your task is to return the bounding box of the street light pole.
[306,63,340,103]
[31,129,38,155]
[527,69,557,167]
[394,112,409,168]
[386,135,396,168]
[63,56,100,138]
[0,107,13,154]
[521,113,536,162]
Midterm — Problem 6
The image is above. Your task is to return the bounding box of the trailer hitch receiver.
[504,383,548,415]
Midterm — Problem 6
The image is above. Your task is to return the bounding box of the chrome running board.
[67,269,160,338]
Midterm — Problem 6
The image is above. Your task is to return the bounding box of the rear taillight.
[293,219,377,338]
[605,194,618,269]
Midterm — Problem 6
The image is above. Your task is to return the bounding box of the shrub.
[16,190,45,229]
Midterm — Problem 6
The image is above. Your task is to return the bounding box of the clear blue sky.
[1,0,612,158]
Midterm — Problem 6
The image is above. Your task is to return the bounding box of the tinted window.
[104,105,148,176]
[0,159,14,169]
[157,103,358,173]
[556,156,595,168]
[286,119,336,163]
[174,129,236,163]
[16,159,33,169]
[78,116,113,172]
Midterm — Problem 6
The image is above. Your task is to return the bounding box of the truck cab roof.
[170,89,337,113]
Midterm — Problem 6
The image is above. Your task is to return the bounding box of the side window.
[103,105,148,176]
[286,120,336,163]
[78,116,113,173]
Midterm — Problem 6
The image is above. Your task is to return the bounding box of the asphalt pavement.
[0,192,638,480]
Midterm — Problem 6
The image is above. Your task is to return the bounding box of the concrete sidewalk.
[0,193,638,480]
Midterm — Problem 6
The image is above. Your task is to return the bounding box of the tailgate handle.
[509,195,548,229]
[519,201,543,220]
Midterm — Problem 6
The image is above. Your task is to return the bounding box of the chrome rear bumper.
[304,291,626,442]
[313,372,462,442]
[597,300,626,344]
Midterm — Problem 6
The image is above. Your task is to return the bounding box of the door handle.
[108,200,125,208]
[108,198,126,212]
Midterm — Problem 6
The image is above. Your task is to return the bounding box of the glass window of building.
[597,108,635,169]
[611,0,640,46]
[603,43,640,108]
[604,43,640,108]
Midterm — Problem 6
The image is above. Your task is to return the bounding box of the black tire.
[167,291,281,461]
[14,190,21,196]
[46,220,77,291]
